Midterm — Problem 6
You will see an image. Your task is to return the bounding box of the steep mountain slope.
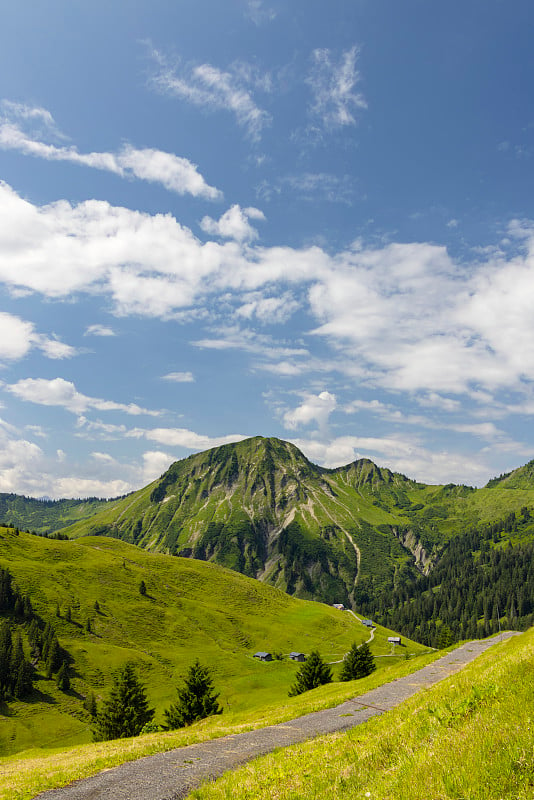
[60,437,534,606]
[63,438,423,604]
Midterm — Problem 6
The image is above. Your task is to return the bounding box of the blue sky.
[1,0,534,497]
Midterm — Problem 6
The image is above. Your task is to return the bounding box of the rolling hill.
[0,527,425,757]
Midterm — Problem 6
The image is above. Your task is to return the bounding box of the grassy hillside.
[0,528,426,757]
[0,493,119,534]
[188,628,534,800]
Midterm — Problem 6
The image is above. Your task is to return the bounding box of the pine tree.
[56,661,70,692]
[288,650,332,697]
[14,658,33,698]
[339,641,376,681]
[93,663,154,741]
[84,691,97,719]
[139,580,147,597]
[164,660,222,729]
[0,622,12,698]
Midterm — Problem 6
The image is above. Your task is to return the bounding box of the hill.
[0,493,120,534]
[60,437,534,608]
[0,527,425,756]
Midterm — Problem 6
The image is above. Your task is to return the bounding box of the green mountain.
[59,436,534,607]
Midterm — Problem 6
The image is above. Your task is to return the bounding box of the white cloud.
[201,204,265,242]
[144,427,248,450]
[291,434,495,486]
[0,311,75,362]
[306,46,367,130]
[0,103,221,200]
[85,324,116,337]
[283,391,337,433]
[142,450,175,483]
[6,377,161,417]
[236,291,299,324]
[151,51,271,140]
[5,181,534,408]
[161,371,195,383]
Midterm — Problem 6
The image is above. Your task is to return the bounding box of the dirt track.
[33,633,518,800]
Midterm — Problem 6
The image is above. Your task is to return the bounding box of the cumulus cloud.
[200,205,265,242]
[236,291,299,324]
[142,450,176,482]
[283,391,337,433]
[6,377,161,417]
[0,102,221,200]
[290,434,496,486]
[5,180,534,408]
[151,51,271,140]
[306,46,367,130]
[0,311,75,362]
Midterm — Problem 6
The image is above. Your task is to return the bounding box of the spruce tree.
[339,641,376,681]
[93,663,154,741]
[56,661,70,692]
[288,650,332,697]
[84,691,97,719]
[0,622,12,698]
[164,660,222,729]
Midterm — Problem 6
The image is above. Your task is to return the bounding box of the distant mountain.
[0,493,118,534]
[60,436,534,606]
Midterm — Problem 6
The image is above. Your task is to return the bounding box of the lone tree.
[288,650,332,697]
[339,641,376,681]
[93,663,154,741]
[139,580,147,597]
[164,660,222,729]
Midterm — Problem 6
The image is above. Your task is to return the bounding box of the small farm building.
[332,603,345,610]
[289,652,306,662]
[362,619,374,627]
[388,636,401,644]
[253,651,273,662]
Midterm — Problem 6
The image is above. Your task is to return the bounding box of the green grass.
[0,529,426,759]
[188,628,534,800]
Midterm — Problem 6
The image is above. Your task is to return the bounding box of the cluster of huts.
[253,651,306,662]
[253,606,402,663]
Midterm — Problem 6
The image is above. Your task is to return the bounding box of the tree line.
[354,509,534,647]
[0,566,71,703]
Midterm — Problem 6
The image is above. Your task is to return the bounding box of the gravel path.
[33,633,518,800]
